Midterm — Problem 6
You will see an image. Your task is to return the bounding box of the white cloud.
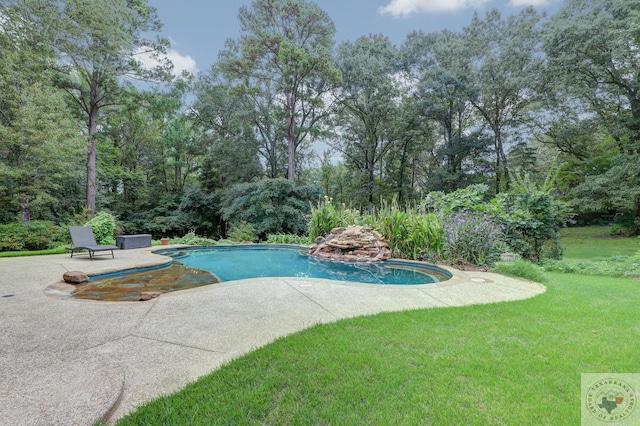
[137,47,198,77]
[165,49,198,76]
[509,0,549,6]
[378,0,492,17]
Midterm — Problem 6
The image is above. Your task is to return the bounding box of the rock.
[310,225,391,263]
[139,291,161,301]
[63,271,89,284]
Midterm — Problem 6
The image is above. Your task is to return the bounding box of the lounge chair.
[66,226,119,259]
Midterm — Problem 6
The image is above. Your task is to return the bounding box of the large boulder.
[63,271,89,284]
[309,226,391,262]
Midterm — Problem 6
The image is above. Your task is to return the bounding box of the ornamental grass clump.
[443,210,508,266]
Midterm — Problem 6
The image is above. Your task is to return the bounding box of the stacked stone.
[309,226,391,262]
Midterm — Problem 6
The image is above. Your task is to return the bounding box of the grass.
[560,225,638,260]
[544,226,640,278]
[0,246,67,257]
[116,228,640,425]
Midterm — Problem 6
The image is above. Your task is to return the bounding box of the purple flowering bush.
[442,210,509,266]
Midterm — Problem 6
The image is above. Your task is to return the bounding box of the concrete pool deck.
[0,247,545,425]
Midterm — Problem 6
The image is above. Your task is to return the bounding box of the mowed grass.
[116,230,640,425]
[560,225,638,260]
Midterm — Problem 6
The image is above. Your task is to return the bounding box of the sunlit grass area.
[116,230,639,425]
[544,226,640,278]
[560,226,638,260]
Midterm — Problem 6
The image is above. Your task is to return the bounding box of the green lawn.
[116,229,640,425]
[560,225,639,260]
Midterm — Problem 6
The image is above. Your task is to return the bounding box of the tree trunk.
[287,92,296,181]
[20,195,31,223]
[86,83,99,217]
[368,157,375,204]
[494,127,509,193]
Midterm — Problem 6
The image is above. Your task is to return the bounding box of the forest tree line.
[1,0,639,242]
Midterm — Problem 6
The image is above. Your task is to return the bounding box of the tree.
[98,89,172,212]
[403,29,489,192]
[192,70,275,179]
[53,0,172,215]
[0,0,85,223]
[545,0,640,146]
[219,0,341,181]
[333,34,402,205]
[464,8,546,192]
[383,96,434,202]
[544,0,640,224]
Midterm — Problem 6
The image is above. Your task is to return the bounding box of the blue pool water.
[158,246,451,285]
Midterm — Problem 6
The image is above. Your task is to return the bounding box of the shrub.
[227,221,257,243]
[424,174,568,263]
[0,221,65,251]
[266,234,312,245]
[0,223,25,251]
[221,179,320,239]
[85,211,116,245]
[443,211,508,266]
[610,212,640,237]
[490,189,565,262]
[423,184,491,214]
[493,260,548,283]
[172,232,218,246]
[24,221,66,250]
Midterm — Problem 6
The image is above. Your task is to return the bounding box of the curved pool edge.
[42,244,545,301]
[153,244,455,286]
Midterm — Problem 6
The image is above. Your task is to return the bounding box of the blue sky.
[148,0,563,76]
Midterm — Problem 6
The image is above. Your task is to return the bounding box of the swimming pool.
[158,245,452,285]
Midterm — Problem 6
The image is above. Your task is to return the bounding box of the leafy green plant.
[308,196,343,240]
[404,213,444,261]
[85,211,117,245]
[310,200,445,262]
[376,206,409,257]
[227,221,257,243]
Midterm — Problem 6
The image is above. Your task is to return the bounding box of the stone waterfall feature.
[309,226,391,262]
